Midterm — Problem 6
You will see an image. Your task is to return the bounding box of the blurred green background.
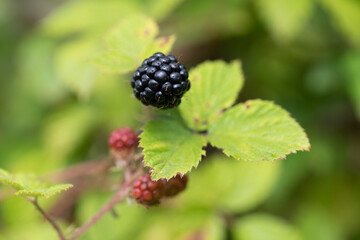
[1,0,360,239]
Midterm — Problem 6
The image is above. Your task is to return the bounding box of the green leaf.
[319,0,360,48]
[179,60,244,131]
[141,0,185,20]
[54,36,99,99]
[15,184,73,198]
[234,213,302,240]
[256,0,313,42]
[178,155,280,213]
[93,15,175,74]
[139,118,206,180]
[208,100,310,161]
[0,168,73,198]
[40,0,139,37]
[0,168,23,190]
[141,35,176,60]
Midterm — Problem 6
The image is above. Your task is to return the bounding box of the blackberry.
[131,52,191,109]
[162,174,188,197]
[132,173,164,206]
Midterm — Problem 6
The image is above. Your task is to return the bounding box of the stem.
[68,170,140,240]
[30,198,66,240]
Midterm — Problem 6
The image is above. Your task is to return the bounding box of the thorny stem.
[30,198,66,240]
[68,169,141,240]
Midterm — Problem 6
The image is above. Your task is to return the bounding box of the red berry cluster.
[162,174,188,197]
[108,127,188,207]
[108,127,138,150]
[132,173,188,207]
[132,173,164,206]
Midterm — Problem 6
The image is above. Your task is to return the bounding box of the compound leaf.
[0,168,73,198]
[208,100,310,161]
[139,118,206,180]
[179,60,244,131]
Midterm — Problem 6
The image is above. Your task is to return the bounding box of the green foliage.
[5,0,360,238]
[208,100,310,161]
[40,0,185,37]
[54,37,99,99]
[295,205,344,240]
[0,168,72,198]
[139,118,206,180]
[76,192,224,240]
[319,0,360,48]
[141,60,309,179]
[42,105,97,160]
[256,0,313,42]
[178,155,280,213]
[342,52,360,119]
[233,213,302,240]
[179,60,244,131]
[40,0,139,37]
[93,15,175,74]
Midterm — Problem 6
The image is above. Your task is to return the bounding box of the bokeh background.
[1,0,360,239]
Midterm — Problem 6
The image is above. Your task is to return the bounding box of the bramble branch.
[30,198,66,240]
[68,169,141,240]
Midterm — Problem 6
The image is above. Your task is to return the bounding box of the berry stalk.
[68,168,142,240]
[29,198,66,240]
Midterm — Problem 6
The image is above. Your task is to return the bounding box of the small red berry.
[132,173,164,206]
[108,127,138,150]
[162,174,188,197]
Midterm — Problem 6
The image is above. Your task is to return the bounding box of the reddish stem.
[31,198,66,240]
[68,170,140,240]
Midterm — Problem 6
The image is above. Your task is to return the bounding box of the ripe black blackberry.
[131,52,190,109]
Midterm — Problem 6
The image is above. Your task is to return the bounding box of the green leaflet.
[0,168,73,198]
[40,0,139,37]
[93,15,175,74]
[208,100,310,162]
[179,60,244,131]
[234,213,302,240]
[142,62,309,179]
[54,36,99,99]
[139,118,206,180]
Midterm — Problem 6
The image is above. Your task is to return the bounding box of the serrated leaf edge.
[15,184,73,198]
[139,120,208,180]
[209,99,311,162]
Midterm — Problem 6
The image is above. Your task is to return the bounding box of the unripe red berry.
[132,173,164,206]
[108,127,138,150]
[162,174,188,197]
